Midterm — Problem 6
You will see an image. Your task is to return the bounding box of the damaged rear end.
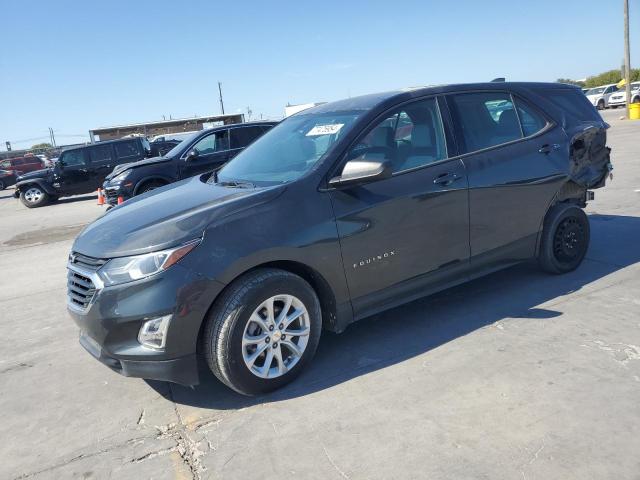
[534,85,613,205]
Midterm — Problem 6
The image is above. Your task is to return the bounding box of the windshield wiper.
[217,180,255,188]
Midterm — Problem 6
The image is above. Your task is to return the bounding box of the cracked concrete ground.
[1,109,639,479]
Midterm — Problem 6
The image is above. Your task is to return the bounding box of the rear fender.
[566,123,611,189]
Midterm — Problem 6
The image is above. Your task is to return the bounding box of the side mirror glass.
[328,158,392,187]
[186,150,199,161]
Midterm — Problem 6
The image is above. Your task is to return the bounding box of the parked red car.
[0,155,45,175]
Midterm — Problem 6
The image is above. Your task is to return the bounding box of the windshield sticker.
[306,124,344,136]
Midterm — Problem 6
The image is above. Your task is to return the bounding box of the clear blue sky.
[1,0,638,150]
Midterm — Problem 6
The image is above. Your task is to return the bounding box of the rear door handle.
[433,172,461,186]
[539,144,560,154]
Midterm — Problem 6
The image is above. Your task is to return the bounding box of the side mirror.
[186,150,199,161]
[328,158,392,188]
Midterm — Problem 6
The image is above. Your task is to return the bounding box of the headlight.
[111,170,131,183]
[98,239,200,286]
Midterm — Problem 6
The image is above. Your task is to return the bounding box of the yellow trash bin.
[630,103,640,120]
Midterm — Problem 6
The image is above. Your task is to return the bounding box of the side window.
[60,150,86,167]
[0,160,10,169]
[114,141,140,161]
[347,98,447,173]
[88,145,114,165]
[514,98,547,137]
[229,126,263,149]
[449,92,522,153]
[192,130,229,155]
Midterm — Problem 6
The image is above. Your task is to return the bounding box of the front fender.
[15,179,57,195]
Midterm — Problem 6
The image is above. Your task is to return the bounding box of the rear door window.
[539,88,601,125]
[114,141,140,161]
[230,126,264,149]
[448,92,522,153]
[89,145,114,165]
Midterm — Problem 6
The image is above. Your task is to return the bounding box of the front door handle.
[433,172,461,186]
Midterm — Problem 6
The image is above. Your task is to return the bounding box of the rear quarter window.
[538,88,602,125]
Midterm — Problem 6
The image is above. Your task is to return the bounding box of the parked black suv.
[67,83,611,395]
[102,122,276,205]
[15,137,151,208]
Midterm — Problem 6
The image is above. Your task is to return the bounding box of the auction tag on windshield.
[306,124,344,136]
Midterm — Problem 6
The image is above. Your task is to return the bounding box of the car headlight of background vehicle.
[111,170,132,183]
[98,240,200,286]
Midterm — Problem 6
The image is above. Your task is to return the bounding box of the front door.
[58,149,93,195]
[328,97,470,317]
[180,129,230,178]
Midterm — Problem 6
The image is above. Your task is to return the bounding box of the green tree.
[557,78,585,87]
[31,142,52,151]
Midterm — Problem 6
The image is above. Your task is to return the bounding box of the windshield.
[586,87,606,95]
[164,132,200,157]
[216,111,363,185]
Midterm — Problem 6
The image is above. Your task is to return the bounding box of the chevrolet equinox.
[67,83,611,395]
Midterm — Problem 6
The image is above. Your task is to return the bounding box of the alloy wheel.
[241,294,310,379]
[24,187,44,204]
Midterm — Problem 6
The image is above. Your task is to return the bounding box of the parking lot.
[0,108,638,479]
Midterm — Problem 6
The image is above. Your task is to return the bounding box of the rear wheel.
[633,97,640,104]
[0,180,5,190]
[538,204,590,274]
[203,268,322,395]
[597,99,605,110]
[20,185,50,208]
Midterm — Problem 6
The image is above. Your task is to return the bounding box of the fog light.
[138,315,171,349]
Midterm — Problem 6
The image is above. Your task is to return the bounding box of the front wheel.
[20,185,50,208]
[538,204,590,274]
[203,268,322,395]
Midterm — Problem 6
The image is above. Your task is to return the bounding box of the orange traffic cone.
[117,196,124,205]
[97,188,105,205]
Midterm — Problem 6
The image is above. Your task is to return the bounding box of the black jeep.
[14,137,151,208]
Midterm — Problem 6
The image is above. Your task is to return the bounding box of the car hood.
[106,155,172,179]
[16,167,52,182]
[72,176,285,258]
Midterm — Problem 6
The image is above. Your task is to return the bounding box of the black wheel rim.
[553,217,585,263]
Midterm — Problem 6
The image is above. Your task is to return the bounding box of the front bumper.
[102,181,134,206]
[608,98,626,106]
[67,261,226,385]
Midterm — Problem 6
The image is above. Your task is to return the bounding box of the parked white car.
[607,82,640,108]
[585,84,619,110]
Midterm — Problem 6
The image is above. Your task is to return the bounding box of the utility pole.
[49,127,57,147]
[218,82,225,115]
[624,0,632,119]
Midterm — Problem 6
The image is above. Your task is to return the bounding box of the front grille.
[67,270,97,310]
[67,252,107,311]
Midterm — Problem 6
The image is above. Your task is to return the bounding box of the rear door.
[180,129,230,178]
[58,149,94,194]
[87,144,116,187]
[446,90,565,268]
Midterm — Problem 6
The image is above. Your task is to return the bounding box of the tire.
[19,185,50,208]
[597,100,605,110]
[202,268,322,395]
[0,180,5,190]
[137,180,166,195]
[633,97,640,104]
[538,204,590,274]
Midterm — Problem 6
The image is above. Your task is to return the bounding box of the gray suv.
[67,82,611,395]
